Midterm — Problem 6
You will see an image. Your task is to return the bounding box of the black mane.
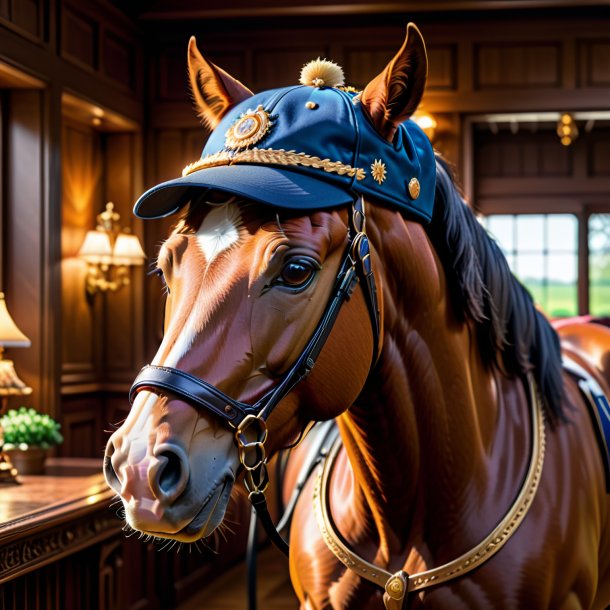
[426,156,566,422]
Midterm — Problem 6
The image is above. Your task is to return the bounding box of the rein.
[128,196,381,555]
[313,372,546,609]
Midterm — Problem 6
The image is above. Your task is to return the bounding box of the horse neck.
[335,209,524,568]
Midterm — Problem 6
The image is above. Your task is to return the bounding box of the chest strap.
[313,373,545,609]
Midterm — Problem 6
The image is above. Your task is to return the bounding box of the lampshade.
[112,233,146,266]
[78,230,113,264]
[0,293,31,348]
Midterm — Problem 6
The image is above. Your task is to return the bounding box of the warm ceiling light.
[77,202,146,296]
[412,110,437,142]
[556,113,578,146]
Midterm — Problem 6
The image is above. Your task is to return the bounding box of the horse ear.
[187,36,253,130]
[361,23,428,142]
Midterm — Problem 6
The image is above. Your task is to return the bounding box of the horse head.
[104,24,432,542]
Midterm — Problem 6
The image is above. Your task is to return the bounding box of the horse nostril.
[153,445,190,502]
[103,454,121,492]
[158,451,183,494]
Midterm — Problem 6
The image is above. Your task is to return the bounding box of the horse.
[104,24,610,609]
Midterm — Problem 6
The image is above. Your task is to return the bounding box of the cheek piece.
[128,196,380,555]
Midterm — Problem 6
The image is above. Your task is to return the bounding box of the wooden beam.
[138,0,610,20]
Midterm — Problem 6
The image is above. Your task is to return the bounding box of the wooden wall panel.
[344,46,397,89]
[61,121,102,382]
[9,0,41,39]
[156,49,186,102]
[103,394,130,433]
[540,139,572,176]
[579,39,610,87]
[342,42,457,91]
[103,32,136,91]
[476,130,573,179]
[103,133,145,384]
[207,50,247,84]
[61,5,98,70]
[156,47,246,104]
[59,395,103,458]
[427,44,457,90]
[589,140,610,177]
[4,90,44,410]
[254,47,327,90]
[143,128,201,361]
[475,43,561,89]
[0,0,44,41]
[475,127,610,203]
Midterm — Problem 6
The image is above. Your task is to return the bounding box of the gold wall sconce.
[78,202,146,296]
[0,292,32,484]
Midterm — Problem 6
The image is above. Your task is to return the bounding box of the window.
[589,214,610,316]
[484,214,578,317]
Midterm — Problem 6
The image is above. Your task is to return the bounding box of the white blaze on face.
[196,203,243,264]
[152,202,244,369]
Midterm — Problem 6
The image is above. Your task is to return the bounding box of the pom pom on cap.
[300,58,345,88]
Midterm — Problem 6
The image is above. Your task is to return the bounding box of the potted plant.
[0,406,63,474]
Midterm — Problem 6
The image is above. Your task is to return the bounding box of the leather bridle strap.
[313,373,546,609]
[127,197,380,558]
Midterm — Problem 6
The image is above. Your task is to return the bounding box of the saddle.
[558,321,610,492]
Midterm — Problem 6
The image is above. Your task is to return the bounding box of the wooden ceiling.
[114,0,610,20]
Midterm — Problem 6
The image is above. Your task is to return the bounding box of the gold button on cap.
[408,177,420,200]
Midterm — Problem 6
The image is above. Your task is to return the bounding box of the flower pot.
[5,447,48,475]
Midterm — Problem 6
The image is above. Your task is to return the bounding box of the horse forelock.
[425,156,566,422]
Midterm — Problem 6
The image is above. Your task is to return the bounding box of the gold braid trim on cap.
[314,372,545,603]
[182,148,366,181]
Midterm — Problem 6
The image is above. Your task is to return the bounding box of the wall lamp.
[78,202,146,296]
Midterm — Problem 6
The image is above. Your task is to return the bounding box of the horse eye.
[148,267,170,294]
[279,259,318,288]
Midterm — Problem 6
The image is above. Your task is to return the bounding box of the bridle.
[128,196,381,555]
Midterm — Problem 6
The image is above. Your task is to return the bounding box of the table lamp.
[0,292,32,484]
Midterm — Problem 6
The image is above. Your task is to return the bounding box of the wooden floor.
[177,545,300,610]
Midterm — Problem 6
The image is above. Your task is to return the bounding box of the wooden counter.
[0,458,251,610]
[0,458,118,586]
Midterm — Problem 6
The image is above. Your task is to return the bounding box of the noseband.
[128,197,380,553]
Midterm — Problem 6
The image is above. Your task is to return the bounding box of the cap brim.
[133,164,355,219]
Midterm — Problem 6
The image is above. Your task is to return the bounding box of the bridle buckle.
[236,414,270,494]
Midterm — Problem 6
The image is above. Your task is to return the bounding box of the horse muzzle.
[104,429,237,540]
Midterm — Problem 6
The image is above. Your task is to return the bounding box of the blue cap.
[134,84,435,222]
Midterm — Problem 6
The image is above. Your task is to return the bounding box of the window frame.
[480,202,610,316]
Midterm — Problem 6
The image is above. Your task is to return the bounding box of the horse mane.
[425,156,566,423]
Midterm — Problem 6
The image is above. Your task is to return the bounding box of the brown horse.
[104,27,610,609]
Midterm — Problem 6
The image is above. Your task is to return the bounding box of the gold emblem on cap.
[225,105,272,150]
[371,159,387,185]
[408,177,420,199]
